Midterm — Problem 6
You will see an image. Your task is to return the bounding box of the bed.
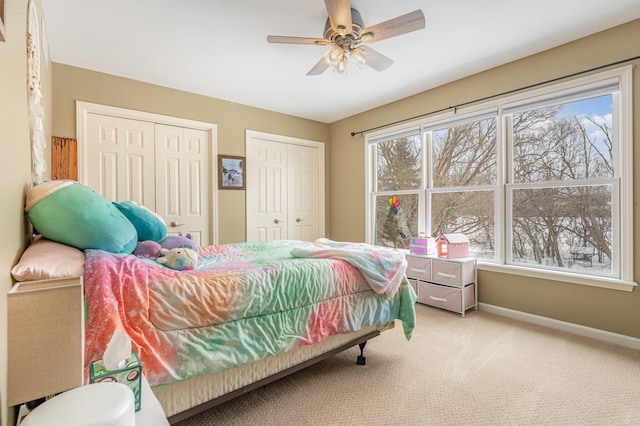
[16,181,417,423]
[84,239,416,422]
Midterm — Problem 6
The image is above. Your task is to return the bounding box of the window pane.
[375,134,422,191]
[432,117,497,187]
[511,185,612,274]
[431,191,495,259]
[374,194,419,249]
[513,95,614,183]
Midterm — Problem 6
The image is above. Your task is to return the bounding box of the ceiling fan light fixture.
[324,45,343,66]
[266,3,426,76]
[350,47,367,68]
[336,56,348,75]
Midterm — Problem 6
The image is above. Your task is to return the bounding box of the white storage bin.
[406,255,431,280]
[417,282,475,314]
[431,258,475,287]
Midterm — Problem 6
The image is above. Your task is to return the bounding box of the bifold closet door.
[246,135,320,242]
[84,115,211,246]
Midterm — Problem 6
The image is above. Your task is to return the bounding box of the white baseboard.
[478,303,640,350]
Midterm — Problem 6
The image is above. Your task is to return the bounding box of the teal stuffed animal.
[156,247,198,271]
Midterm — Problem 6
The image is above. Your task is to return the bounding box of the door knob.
[274,219,285,224]
[170,221,184,227]
[296,217,304,222]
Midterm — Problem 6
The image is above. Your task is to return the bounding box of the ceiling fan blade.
[307,57,330,76]
[361,9,425,43]
[324,0,352,33]
[360,46,394,72]
[267,35,329,45]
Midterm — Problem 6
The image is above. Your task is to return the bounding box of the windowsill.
[477,262,637,292]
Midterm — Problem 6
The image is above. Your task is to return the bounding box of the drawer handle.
[410,268,427,273]
[429,296,448,302]
[437,272,456,279]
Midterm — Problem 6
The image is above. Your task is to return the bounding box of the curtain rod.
[350,54,640,137]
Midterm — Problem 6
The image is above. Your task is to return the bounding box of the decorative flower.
[386,195,400,215]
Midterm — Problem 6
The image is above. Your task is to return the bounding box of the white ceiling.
[41,0,640,124]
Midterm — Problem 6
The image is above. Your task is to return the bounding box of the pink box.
[409,237,434,255]
[409,245,429,255]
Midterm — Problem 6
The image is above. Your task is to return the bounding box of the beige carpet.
[175,304,640,425]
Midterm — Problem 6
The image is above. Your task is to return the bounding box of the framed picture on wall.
[218,155,245,190]
[0,0,5,42]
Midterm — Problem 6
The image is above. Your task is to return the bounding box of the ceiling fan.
[266,0,426,76]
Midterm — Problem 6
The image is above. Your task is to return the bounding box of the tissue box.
[90,351,142,411]
[410,237,434,255]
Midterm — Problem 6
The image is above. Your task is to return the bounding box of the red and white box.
[436,233,469,259]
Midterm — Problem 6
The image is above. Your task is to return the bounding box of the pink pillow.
[11,236,85,282]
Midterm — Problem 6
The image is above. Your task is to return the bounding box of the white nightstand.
[406,254,477,317]
[8,277,84,406]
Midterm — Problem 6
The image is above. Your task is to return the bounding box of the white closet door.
[154,124,210,246]
[86,113,155,205]
[246,138,288,241]
[288,143,319,241]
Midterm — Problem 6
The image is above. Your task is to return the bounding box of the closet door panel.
[288,144,319,242]
[85,114,155,206]
[246,139,288,241]
[155,125,210,245]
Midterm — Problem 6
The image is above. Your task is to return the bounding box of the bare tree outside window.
[373,134,421,248]
[510,95,614,273]
[431,118,497,258]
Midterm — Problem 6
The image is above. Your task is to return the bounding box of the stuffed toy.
[113,201,167,242]
[156,247,198,271]
[133,240,162,259]
[159,234,199,253]
[26,180,138,254]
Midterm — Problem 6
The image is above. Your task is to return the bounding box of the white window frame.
[365,66,635,291]
[365,125,424,244]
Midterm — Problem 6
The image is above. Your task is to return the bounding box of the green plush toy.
[113,201,167,242]
[26,180,138,253]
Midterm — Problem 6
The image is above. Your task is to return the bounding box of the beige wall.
[0,0,53,423]
[4,7,640,422]
[51,63,331,244]
[330,19,640,338]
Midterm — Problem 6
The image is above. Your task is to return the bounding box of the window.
[506,91,616,276]
[369,129,422,249]
[366,67,633,288]
[429,114,497,259]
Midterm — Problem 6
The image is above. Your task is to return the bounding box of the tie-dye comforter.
[84,239,416,386]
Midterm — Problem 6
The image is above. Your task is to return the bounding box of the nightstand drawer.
[417,282,475,313]
[431,258,475,287]
[406,255,431,280]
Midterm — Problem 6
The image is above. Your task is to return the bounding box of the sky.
[564,94,613,142]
